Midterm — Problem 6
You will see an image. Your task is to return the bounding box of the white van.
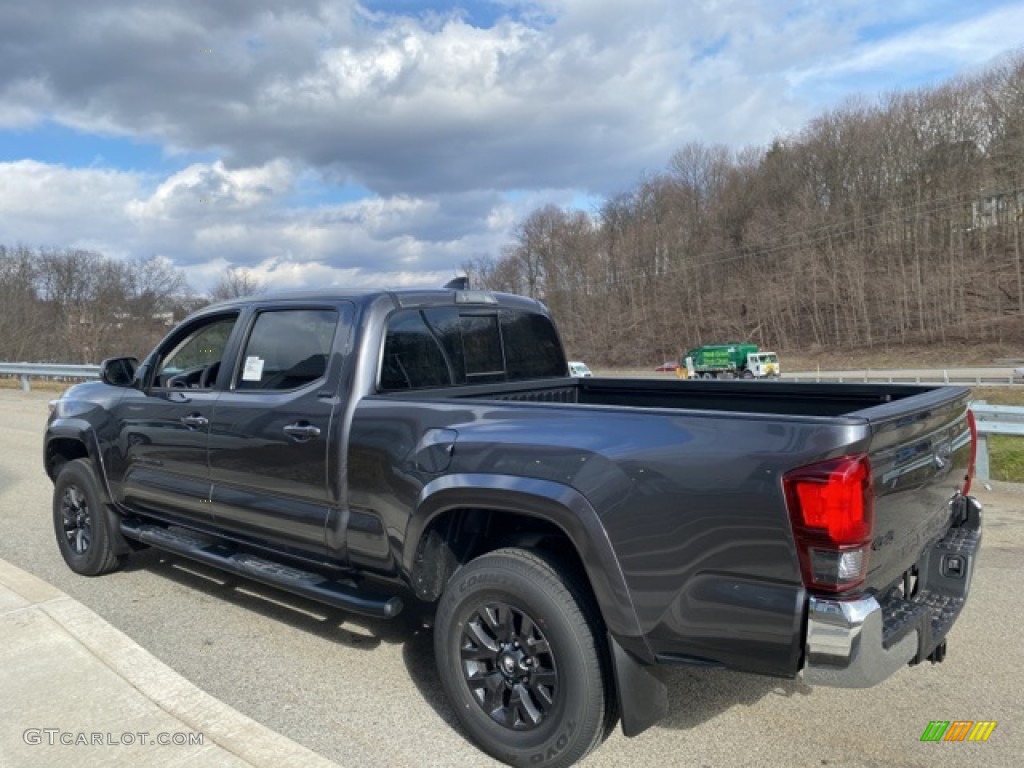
[568,361,593,377]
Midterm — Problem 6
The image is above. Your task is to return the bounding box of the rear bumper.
[803,495,982,688]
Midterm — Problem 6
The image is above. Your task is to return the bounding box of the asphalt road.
[1,390,1021,768]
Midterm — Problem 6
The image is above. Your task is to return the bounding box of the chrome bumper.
[803,496,982,688]
[802,595,918,687]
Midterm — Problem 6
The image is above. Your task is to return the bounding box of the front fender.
[409,473,651,661]
[45,418,114,502]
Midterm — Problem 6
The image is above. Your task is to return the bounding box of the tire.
[435,548,613,768]
[741,370,754,379]
[52,459,125,576]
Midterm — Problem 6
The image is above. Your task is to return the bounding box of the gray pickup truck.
[45,287,982,767]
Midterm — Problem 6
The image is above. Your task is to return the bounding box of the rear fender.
[411,474,669,735]
[410,473,647,650]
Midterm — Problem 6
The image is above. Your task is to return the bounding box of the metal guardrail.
[971,401,1024,482]
[784,371,1020,386]
[0,363,100,392]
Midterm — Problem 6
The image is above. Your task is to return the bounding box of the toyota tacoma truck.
[44,287,982,767]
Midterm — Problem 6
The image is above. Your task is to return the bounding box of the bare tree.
[474,51,1024,365]
[209,266,265,302]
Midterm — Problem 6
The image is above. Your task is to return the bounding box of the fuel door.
[415,428,458,473]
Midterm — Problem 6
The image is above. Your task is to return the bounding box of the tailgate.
[859,386,974,595]
[801,386,981,686]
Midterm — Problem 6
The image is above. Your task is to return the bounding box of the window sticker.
[242,356,264,381]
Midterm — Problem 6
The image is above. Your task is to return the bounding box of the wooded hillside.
[467,53,1024,365]
[0,247,261,363]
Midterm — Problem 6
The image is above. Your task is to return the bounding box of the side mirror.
[99,356,139,387]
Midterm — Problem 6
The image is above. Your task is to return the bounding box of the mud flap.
[609,634,668,737]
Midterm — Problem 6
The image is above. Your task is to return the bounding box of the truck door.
[207,303,355,557]
[115,312,241,525]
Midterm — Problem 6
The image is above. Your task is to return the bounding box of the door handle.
[284,422,321,440]
[181,414,209,429]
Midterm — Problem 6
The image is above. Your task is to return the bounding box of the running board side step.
[120,519,403,619]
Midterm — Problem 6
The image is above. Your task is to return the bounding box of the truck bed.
[386,375,964,420]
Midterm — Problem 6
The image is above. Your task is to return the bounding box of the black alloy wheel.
[52,459,124,576]
[460,601,558,730]
[435,548,615,768]
[60,484,92,555]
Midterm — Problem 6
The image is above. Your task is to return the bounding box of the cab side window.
[234,309,339,391]
[155,314,239,390]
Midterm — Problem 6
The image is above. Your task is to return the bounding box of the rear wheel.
[435,548,613,768]
[52,459,125,576]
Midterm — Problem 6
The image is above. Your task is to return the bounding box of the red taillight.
[963,409,977,496]
[783,454,874,593]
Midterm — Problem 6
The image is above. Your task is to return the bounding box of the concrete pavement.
[0,558,342,768]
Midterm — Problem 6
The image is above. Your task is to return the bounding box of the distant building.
[972,190,1024,229]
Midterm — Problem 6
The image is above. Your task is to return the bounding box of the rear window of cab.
[379,307,566,391]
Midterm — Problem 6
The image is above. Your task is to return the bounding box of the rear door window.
[234,309,339,391]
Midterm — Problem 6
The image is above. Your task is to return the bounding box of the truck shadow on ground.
[122,549,809,738]
[124,548,417,651]
[126,548,468,730]
[654,665,813,730]
[399,638,816,737]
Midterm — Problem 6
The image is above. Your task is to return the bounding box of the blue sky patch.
[0,121,215,173]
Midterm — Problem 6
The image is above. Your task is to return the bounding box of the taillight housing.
[783,454,874,593]
[963,409,977,496]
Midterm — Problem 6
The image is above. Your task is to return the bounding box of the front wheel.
[52,459,125,576]
[434,548,614,768]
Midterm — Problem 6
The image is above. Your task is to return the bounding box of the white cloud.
[125,160,294,222]
[0,161,144,249]
[2,1,1022,288]
[0,159,518,291]
[788,4,1024,94]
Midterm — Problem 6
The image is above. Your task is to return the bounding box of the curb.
[0,559,341,768]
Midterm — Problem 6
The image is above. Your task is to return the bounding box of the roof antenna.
[444,276,469,290]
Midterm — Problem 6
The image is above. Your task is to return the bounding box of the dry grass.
[782,341,1023,372]
[973,387,1024,406]
[0,377,73,393]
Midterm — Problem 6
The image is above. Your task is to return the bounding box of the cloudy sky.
[1,0,1022,294]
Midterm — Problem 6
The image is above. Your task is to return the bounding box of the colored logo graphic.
[920,721,997,742]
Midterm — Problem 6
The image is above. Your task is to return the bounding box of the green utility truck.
[682,343,780,379]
